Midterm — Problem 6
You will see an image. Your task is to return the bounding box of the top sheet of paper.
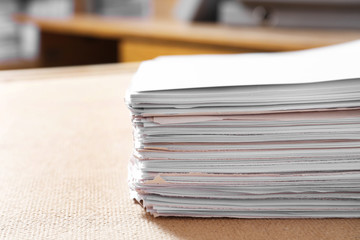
[129,40,360,92]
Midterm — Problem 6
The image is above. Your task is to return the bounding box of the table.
[0,63,359,239]
[15,14,360,67]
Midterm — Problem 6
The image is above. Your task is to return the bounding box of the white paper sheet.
[129,40,360,92]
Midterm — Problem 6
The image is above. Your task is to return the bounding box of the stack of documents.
[126,41,360,218]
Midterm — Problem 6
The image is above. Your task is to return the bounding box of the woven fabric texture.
[0,63,359,240]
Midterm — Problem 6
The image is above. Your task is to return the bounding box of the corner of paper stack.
[125,40,360,218]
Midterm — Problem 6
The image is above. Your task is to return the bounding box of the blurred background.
[1,0,360,70]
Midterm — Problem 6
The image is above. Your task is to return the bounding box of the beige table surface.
[0,63,359,239]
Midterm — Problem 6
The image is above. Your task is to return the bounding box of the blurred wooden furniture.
[14,13,360,67]
[0,59,40,71]
[0,63,359,239]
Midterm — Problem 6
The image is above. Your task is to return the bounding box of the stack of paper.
[126,41,360,218]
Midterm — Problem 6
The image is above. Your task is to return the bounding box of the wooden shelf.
[0,58,40,71]
[14,13,360,66]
